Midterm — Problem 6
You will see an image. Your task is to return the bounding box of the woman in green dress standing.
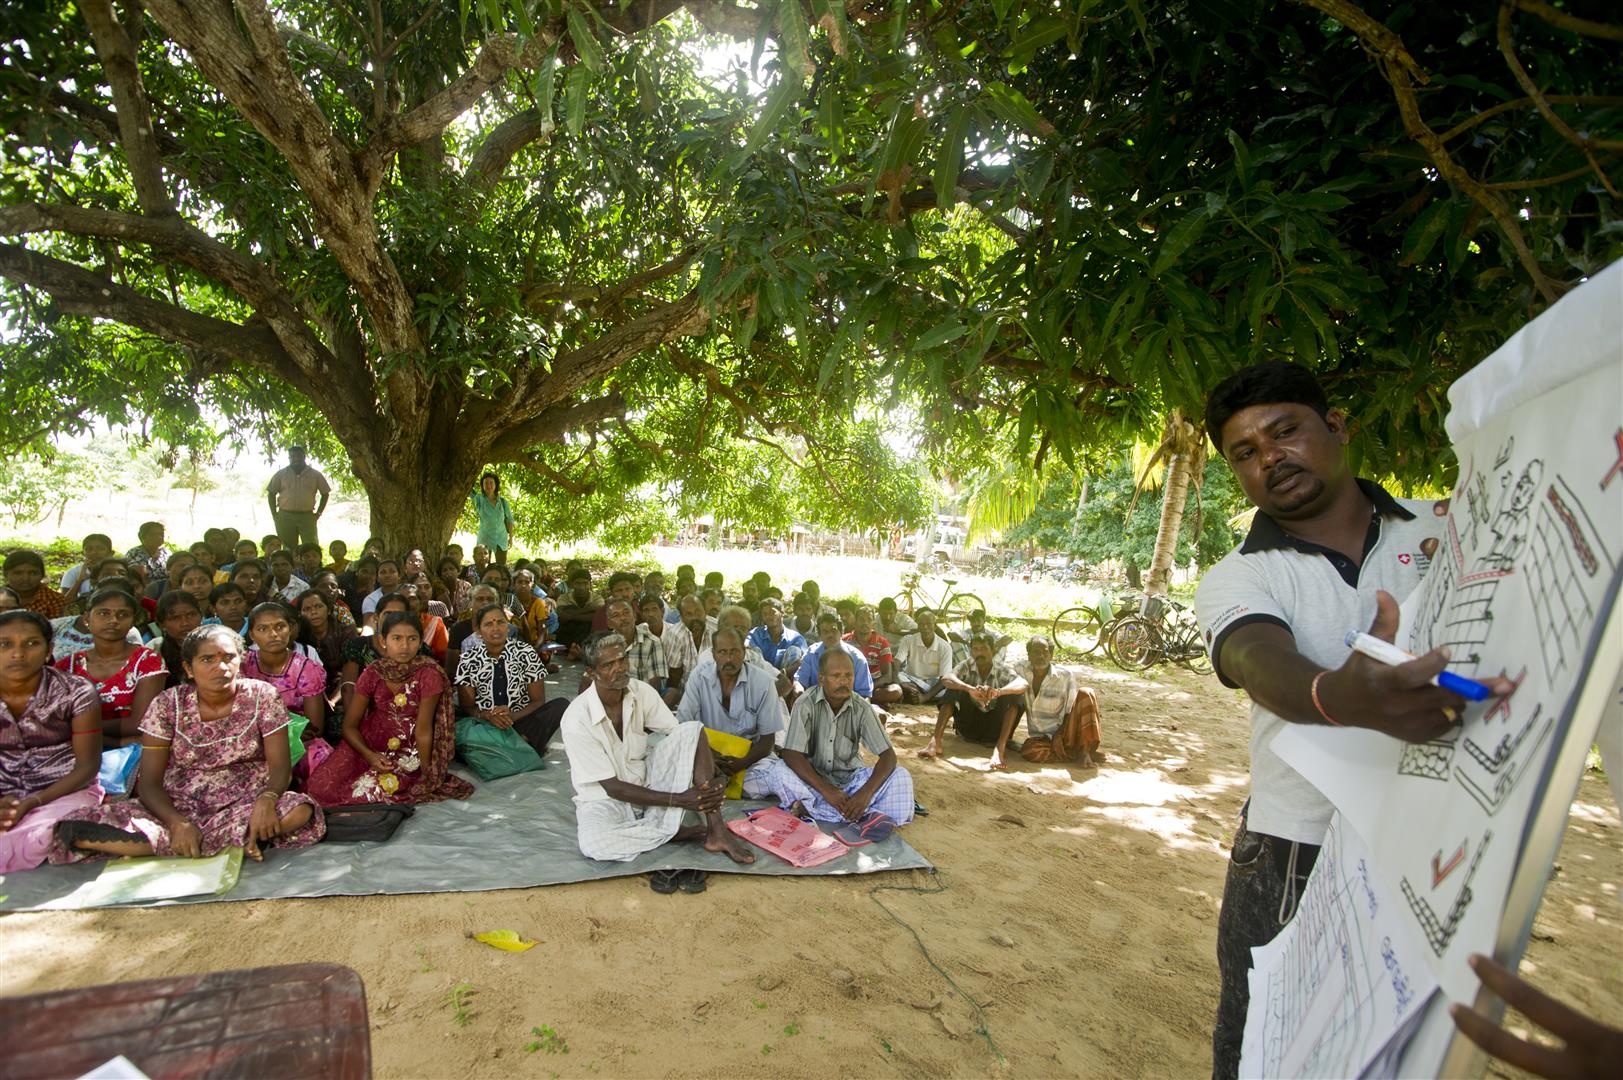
[470,471,516,566]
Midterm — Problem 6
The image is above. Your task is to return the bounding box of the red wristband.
[1310,671,1343,727]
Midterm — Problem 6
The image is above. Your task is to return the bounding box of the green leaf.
[1227,129,1250,189]
[742,76,799,159]
[1151,207,1211,277]
[1400,199,1450,266]
[776,0,812,78]
[568,6,605,74]
[534,46,559,126]
[564,64,589,137]
[984,82,1056,139]
[916,319,968,351]
[934,106,970,210]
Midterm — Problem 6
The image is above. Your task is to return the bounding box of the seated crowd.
[0,527,1103,892]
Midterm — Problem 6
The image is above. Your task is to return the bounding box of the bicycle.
[1050,592,1142,661]
[1105,595,1213,675]
[891,568,986,627]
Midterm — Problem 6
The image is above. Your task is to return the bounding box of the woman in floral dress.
[305,611,473,806]
[0,610,103,871]
[51,625,324,863]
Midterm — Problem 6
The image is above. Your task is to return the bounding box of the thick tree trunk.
[348,431,483,556]
[1145,412,1204,597]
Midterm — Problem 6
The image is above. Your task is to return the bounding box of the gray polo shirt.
[783,687,891,786]
[1195,480,1445,845]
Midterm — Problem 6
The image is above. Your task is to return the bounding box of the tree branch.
[372,29,561,162]
[487,392,628,463]
[530,291,713,408]
[1439,94,1623,143]
[0,243,299,377]
[1497,3,1621,196]
[513,452,596,496]
[685,0,770,40]
[0,205,386,449]
[79,0,173,215]
[1511,0,1623,42]
[1290,0,1562,303]
[143,0,423,357]
[464,108,553,188]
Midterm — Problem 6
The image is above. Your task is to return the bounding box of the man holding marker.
[1193,362,1517,1079]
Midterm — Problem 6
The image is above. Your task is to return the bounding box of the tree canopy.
[1,1,1617,551]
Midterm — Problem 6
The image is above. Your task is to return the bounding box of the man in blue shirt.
[748,597,806,672]
[795,612,873,699]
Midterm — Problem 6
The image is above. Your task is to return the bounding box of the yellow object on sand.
[472,929,540,952]
[704,728,752,799]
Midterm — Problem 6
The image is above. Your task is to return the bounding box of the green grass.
[445,982,475,1027]
[522,1025,568,1054]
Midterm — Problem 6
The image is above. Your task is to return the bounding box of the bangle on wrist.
[256,788,279,802]
[1310,671,1343,727]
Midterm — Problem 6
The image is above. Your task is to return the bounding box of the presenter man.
[1194,361,1515,1078]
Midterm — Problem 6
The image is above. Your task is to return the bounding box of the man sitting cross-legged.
[767,649,914,827]
[919,632,1028,770]
[559,632,754,893]
[1014,636,1103,767]
[894,607,954,704]
[676,626,781,799]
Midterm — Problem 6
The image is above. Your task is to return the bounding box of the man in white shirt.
[894,607,954,704]
[60,533,114,602]
[1194,361,1515,1077]
[559,632,754,891]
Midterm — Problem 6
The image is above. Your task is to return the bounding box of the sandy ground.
[2,659,1618,1079]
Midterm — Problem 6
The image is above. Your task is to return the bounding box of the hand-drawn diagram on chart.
[1239,815,1437,1080]
[1266,259,1622,1069]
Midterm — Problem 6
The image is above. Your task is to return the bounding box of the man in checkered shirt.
[579,598,669,697]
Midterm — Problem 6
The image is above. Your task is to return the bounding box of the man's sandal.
[649,869,682,894]
[678,869,708,894]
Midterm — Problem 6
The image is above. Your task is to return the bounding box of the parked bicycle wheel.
[1173,625,1214,676]
[937,592,985,626]
[1051,606,1103,658]
[1107,615,1160,670]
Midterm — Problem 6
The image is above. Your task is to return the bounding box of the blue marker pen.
[1343,631,1494,702]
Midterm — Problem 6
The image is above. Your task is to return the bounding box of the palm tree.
[1131,411,1207,596]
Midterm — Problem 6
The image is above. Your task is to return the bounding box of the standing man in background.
[266,446,331,551]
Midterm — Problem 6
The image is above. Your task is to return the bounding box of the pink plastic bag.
[292,738,334,785]
[727,807,849,867]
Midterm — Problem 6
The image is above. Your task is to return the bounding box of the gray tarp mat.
[0,747,932,912]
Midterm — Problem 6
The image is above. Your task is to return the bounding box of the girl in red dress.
[305,611,472,806]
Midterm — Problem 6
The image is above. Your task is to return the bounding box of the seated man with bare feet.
[559,632,754,895]
[919,633,1028,770]
[1015,637,1103,767]
[768,648,913,830]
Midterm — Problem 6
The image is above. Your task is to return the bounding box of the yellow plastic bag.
[471,929,539,952]
[704,728,752,799]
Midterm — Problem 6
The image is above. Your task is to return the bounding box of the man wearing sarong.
[558,633,754,885]
[768,649,913,825]
[1013,637,1102,766]
[919,633,1027,770]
